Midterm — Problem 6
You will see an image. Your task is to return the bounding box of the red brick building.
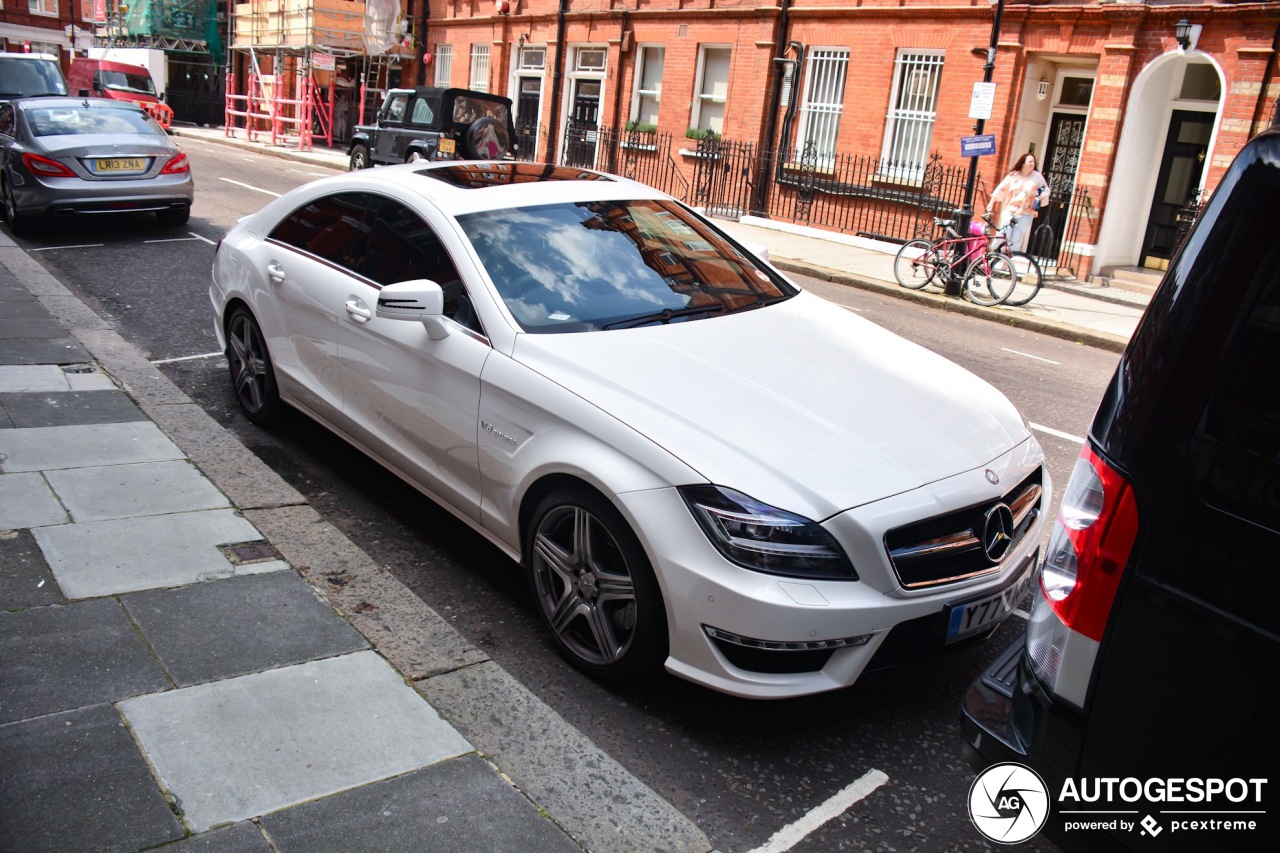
[408,0,1278,278]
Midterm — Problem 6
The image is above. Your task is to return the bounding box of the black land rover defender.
[347,87,516,170]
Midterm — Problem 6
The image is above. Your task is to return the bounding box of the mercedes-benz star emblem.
[985,469,1000,485]
[981,503,1015,562]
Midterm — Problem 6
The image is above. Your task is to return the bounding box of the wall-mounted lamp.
[1037,76,1049,101]
[1175,19,1194,51]
[495,0,511,14]
[518,32,530,48]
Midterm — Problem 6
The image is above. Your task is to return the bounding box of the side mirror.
[376,279,449,339]
[743,242,770,263]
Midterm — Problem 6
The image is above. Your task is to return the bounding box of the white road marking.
[1001,347,1060,365]
[1013,608,1031,621]
[29,243,104,251]
[746,769,890,853]
[144,237,202,244]
[219,177,281,197]
[188,231,217,245]
[1030,422,1085,444]
[839,304,863,313]
[286,167,331,177]
[151,351,223,365]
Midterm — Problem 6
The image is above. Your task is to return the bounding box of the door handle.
[345,299,373,323]
[266,261,285,284]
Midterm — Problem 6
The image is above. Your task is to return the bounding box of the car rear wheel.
[525,487,667,683]
[349,144,369,171]
[2,179,30,237]
[226,306,282,425]
[156,206,190,226]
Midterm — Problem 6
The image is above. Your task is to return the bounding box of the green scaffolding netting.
[123,0,222,55]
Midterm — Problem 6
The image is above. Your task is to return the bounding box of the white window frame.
[510,45,545,155]
[691,45,730,135]
[630,45,664,127]
[470,43,490,93]
[575,48,607,73]
[433,44,452,88]
[795,48,848,163]
[881,49,945,181]
[29,0,57,15]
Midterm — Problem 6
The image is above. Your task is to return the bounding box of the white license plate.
[945,554,1036,643]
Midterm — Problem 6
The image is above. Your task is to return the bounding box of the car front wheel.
[349,143,369,171]
[226,306,282,425]
[526,487,668,683]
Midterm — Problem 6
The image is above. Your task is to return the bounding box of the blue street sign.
[961,134,997,158]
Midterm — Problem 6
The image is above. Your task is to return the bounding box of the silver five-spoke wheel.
[526,488,666,682]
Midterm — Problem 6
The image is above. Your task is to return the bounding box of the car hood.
[510,291,1030,519]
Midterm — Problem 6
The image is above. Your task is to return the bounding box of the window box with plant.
[622,121,659,151]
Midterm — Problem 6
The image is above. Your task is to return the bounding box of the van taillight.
[1027,444,1139,708]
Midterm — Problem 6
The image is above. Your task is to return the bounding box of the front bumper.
[617,444,1050,699]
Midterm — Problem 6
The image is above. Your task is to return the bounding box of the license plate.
[945,553,1036,643]
[95,158,145,173]
[438,138,456,154]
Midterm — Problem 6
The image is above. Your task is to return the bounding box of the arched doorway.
[1094,53,1223,274]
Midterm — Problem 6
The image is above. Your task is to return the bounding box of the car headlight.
[679,485,858,580]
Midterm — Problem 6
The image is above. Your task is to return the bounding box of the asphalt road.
[10,138,1115,852]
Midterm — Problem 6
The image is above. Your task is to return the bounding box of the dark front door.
[515,77,541,160]
[1034,113,1087,262]
[1140,110,1213,269]
[563,79,600,168]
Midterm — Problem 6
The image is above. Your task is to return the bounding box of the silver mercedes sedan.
[0,96,193,235]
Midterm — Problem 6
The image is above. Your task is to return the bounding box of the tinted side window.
[358,199,481,334]
[0,105,13,136]
[268,192,376,272]
[1190,267,1280,534]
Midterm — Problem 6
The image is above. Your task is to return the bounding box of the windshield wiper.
[603,304,717,330]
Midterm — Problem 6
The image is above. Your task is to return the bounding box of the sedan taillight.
[1026,444,1139,709]
[160,152,190,175]
[22,152,76,178]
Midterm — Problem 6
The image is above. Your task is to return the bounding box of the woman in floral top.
[987,152,1049,252]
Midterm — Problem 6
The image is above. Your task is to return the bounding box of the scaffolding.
[225,0,370,150]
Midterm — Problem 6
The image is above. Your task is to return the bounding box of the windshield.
[26,105,163,137]
[0,58,68,98]
[101,70,156,96]
[458,199,796,333]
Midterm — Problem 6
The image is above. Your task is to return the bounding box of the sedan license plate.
[95,158,145,173]
[945,553,1036,644]
[438,138,456,154]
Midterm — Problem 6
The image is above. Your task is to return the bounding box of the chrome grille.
[884,468,1043,589]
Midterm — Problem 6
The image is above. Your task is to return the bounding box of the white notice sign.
[313,52,336,71]
[969,82,996,121]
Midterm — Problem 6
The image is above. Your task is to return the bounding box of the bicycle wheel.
[963,252,1019,306]
[1002,251,1044,307]
[894,239,944,290]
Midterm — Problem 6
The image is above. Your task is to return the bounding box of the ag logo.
[969,762,1050,844]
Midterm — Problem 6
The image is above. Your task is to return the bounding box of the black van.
[961,124,1279,851]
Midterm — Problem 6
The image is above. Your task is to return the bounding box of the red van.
[67,58,173,129]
